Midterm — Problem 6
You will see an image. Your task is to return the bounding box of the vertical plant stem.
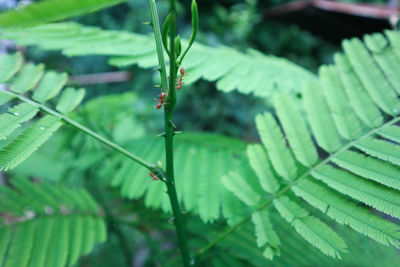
[148,0,191,265]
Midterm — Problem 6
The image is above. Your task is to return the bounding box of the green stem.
[195,114,400,259]
[148,0,191,265]
[4,90,156,172]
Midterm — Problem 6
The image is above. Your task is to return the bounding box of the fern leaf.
[222,172,261,206]
[274,94,318,166]
[0,103,38,140]
[332,150,400,190]
[0,115,62,171]
[378,125,400,143]
[0,0,126,29]
[10,63,44,94]
[0,52,87,170]
[247,144,279,194]
[0,91,14,105]
[312,165,400,219]
[225,31,400,261]
[293,179,400,247]
[342,38,400,115]
[56,87,85,113]
[0,178,106,267]
[0,22,316,96]
[302,80,342,153]
[319,65,362,139]
[355,137,400,166]
[32,71,68,103]
[255,113,297,180]
[111,132,261,223]
[364,33,400,95]
[273,196,347,258]
[334,54,383,128]
[0,52,23,83]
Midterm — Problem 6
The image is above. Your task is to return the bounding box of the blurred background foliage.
[1,0,399,266]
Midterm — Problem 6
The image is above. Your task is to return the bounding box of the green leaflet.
[355,137,400,166]
[302,80,342,153]
[10,63,44,94]
[32,71,68,103]
[56,87,85,113]
[378,125,400,143]
[332,150,400,190]
[319,65,362,140]
[251,210,281,252]
[0,52,23,83]
[247,144,279,194]
[334,54,383,128]
[222,172,261,207]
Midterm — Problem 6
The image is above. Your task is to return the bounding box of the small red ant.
[176,67,188,90]
[149,172,159,181]
[154,91,168,110]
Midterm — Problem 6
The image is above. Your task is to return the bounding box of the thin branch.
[3,89,157,172]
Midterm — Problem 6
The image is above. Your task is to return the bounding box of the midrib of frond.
[251,114,400,223]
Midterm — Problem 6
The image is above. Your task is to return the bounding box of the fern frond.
[0,51,85,171]
[273,196,347,259]
[0,22,316,96]
[217,216,400,267]
[222,30,400,261]
[107,132,263,224]
[0,0,126,29]
[0,178,106,267]
[293,179,400,247]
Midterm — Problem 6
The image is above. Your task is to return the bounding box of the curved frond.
[0,0,126,29]
[0,22,316,96]
[0,52,85,171]
[222,30,400,260]
[0,178,106,267]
